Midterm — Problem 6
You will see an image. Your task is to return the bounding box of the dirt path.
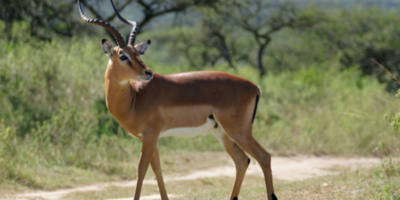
[9,156,380,200]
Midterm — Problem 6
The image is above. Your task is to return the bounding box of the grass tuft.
[0,37,399,191]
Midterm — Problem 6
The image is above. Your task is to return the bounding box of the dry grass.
[8,152,397,200]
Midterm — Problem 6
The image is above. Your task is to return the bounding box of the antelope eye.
[119,54,129,61]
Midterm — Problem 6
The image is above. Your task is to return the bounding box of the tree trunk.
[257,39,270,77]
[5,18,12,41]
[213,31,234,68]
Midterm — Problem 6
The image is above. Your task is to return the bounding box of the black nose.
[145,70,153,77]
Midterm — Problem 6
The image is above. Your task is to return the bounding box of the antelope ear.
[134,40,151,55]
[102,39,114,58]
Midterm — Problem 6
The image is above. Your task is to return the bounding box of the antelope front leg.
[134,134,159,200]
[150,147,169,200]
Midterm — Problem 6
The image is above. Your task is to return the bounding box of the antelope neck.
[105,73,137,123]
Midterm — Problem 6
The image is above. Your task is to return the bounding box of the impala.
[78,0,277,199]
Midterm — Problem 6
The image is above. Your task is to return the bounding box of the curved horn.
[110,0,138,46]
[77,0,126,47]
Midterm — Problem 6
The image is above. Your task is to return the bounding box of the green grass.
[39,153,399,200]
[0,4,400,198]
[0,37,399,192]
[256,65,400,155]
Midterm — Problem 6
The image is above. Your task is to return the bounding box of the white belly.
[160,118,215,138]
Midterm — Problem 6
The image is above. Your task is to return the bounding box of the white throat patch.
[119,79,139,86]
[119,80,129,86]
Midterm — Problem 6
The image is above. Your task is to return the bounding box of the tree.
[309,6,400,92]
[211,0,321,76]
[0,0,216,41]
[0,0,78,41]
[174,11,241,68]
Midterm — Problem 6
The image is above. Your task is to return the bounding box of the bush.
[1,8,400,188]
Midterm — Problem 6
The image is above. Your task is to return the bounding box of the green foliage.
[1,36,400,189]
[0,0,80,41]
[0,125,16,181]
[371,86,400,200]
[386,90,400,132]
[370,156,400,199]
[254,65,400,155]
[305,6,400,91]
[0,37,141,188]
[1,4,400,190]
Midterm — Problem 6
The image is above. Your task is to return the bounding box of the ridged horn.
[110,0,138,46]
[77,0,126,47]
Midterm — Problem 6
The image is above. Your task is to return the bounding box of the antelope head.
[77,0,153,83]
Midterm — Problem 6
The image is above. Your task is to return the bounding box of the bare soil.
[5,156,380,200]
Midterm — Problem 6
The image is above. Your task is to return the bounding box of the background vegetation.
[0,0,400,197]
